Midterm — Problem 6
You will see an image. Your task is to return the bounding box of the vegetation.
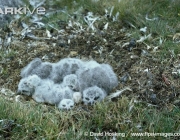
[1,0,180,139]
[1,96,180,139]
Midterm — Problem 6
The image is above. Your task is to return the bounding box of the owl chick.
[50,58,83,83]
[26,74,41,88]
[62,74,79,91]
[100,63,118,90]
[21,58,53,79]
[82,86,107,105]
[77,62,118,94]
[34,80,75,105]
[17,77,34,96]
[17,74,42,96]
[82,60,100,69]
[77,66,111,93]
[32,79,55,104]
[21,58,42,78]
[58,99,75,110]
[31,62,53,79]
[51,85,74,101]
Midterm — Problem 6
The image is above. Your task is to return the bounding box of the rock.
[69,51,78,57]
[149,93,160,105]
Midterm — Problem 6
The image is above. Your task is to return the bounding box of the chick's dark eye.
[85,97,89,101]
[69,85,73,88]
[22,90,28,93]
[62,105,66,107]
[94,96,99,100]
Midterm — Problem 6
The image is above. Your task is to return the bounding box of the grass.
[39,0,180,56]
[1,0,180,139]
[1,96,180,139]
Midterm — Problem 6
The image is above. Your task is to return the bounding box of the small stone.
[128,39,136,51]
[69,51,78,57]
[93,51,99,54]
[130,55,139,59]
[150,93,160,104]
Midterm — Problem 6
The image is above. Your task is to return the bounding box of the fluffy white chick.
[33,81,74,105]
[62,74,79,91]
[50,58,83,83]
[58,99,75,110]
[77,61,118,94]
[100,63,118,89]
[21,58,53,79]
[82,86,107,105]
[21,58,42,78]
[17,75,42,96]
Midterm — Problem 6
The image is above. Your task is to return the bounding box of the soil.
[0,14,180,110]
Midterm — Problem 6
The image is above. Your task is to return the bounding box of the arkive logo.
[0,6,45,15]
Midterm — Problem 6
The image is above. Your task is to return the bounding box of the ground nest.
[0,15,180,110]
